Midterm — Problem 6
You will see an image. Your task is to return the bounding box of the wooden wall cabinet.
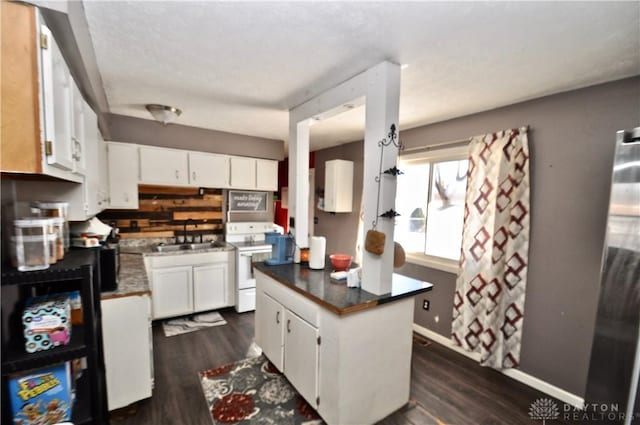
[1,2,91,183]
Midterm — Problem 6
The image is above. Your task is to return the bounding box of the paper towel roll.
[309,236,326,270]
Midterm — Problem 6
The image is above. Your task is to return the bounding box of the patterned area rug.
[199,355,324,424]
[162,311,227,337]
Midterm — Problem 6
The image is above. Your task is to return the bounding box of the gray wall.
[107,113,285,161]
[312,76,640,398]
[313,141,363,257]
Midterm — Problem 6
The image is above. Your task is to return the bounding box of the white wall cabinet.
[106,142,139,209]
[256,159,278,191]
[40,24,75,174]
[229,156,257,190]
[145,251,234,320]
[71,82,86,176]
[255,290,319,407]
[323,159,353,213]
[102,294,153,411]
[189,152,229,188]
[229,157,278,191]
[139,146,189,186]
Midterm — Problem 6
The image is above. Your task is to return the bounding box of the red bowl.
[330,254,352,271]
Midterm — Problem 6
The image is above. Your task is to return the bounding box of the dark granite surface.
[254,261,433,315]
[101,253,150,300]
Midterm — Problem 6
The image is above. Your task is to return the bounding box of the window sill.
[405,253,459,275]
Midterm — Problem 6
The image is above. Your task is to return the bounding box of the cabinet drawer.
[256,270,319,327]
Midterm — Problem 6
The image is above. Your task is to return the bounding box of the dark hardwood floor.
[111,308,569,425]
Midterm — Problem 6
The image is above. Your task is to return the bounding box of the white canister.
[309,236,326,270]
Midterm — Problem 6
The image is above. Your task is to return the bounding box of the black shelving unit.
[1,249,108,424]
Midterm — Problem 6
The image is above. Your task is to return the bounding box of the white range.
[225,222,275,313]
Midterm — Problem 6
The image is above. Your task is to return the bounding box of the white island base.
[255,268,419,425]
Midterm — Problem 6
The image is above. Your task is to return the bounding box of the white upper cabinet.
[256,159,278,191]
[106,142,139,209]
[229,157,278,191]
[188,152,229,188]
[324,159,353,213]
[82,102,101,217]
[71,82,86,175]
[40,24,75,173]
[229,156,257,190]
[139,146,189,186]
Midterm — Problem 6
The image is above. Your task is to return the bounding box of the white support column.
[361,62,401,295]
[288,119,310,249]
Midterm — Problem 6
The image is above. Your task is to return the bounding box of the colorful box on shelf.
[23,293,72,353]
[8,361,73,425]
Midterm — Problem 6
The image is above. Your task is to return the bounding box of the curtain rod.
[400,137,470,155]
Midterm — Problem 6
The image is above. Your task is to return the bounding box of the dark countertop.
[101,252,150,300]
[254,261,433,316]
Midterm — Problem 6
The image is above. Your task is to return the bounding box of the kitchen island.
[253,261,433,425]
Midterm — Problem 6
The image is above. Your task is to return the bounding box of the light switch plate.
[423,299,430,311]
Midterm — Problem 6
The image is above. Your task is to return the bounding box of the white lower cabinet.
[193,264,228,312]
[151,266,193,319]
[255,269,415,425]
[256,291,319,407]
[146,251,234,320]
[101,295,153,410]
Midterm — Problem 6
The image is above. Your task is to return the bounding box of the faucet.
[183,219,194,244]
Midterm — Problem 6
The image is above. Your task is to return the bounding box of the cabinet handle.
[175,170,179,180]
[286,319,291,333]
[276,311,280,324]
[124,193,129,202]
[192,171,196,181]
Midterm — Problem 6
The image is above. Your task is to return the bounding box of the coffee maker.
[265,232,294,265]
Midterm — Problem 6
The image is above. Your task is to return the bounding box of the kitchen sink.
[154,241,226,253]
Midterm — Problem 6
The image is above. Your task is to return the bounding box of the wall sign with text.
[228,191,268,212]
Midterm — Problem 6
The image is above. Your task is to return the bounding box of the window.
[395,145,469,272]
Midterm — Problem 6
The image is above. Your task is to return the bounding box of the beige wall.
[312,76,640,397]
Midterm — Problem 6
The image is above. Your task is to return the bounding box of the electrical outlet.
[423,299,430,311]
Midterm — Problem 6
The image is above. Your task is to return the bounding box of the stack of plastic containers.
[11,218,54,271]
[31,201,70,252]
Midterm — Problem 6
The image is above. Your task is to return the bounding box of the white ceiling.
[83,1,639,152]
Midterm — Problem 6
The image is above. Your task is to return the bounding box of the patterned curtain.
[452,127,530,369]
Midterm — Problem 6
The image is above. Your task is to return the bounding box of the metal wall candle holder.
[372,124,403,228]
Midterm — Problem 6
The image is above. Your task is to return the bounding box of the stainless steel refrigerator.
[586,127,640,424]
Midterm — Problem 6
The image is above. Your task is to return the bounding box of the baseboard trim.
[412,323,585,409]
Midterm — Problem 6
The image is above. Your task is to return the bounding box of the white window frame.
[398,144,469,274]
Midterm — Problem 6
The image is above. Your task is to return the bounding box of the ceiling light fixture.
[145,104,182,125]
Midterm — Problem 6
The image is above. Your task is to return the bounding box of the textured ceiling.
[83,1,640,152]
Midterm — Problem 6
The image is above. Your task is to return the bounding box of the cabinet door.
[97,133,109,211]
[71,82,86,175]
[139,146,189,185]
[193,263,227,312]
[256,159,278,191]
[284,310,319,408]
[255,292,284,371]
[151,266,193,319]
[106,142,139,209]
[82,101,100,217]
[40,25,74,171]
[102,295,153,410]
[229,156,256,190]
[324,160,353,212]
[188,152,229,188]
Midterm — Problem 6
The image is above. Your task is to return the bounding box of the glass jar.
[30,201,70,251]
